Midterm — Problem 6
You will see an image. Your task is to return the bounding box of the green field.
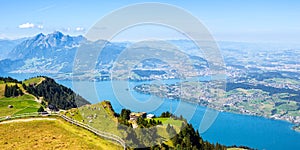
[0,95,41,117]
[154,117,184,128]
[152,117,185,142]
[0,81,41,117]
[0,118,122,150]
[225,88,300,119]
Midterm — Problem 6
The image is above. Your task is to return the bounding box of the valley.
[1,0,300,149]
[0,31,300,149]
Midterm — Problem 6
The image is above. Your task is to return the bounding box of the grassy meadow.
[0,78,45,117]
[64,101,123,136]
[0,118,122,150]
[0,93,41,117]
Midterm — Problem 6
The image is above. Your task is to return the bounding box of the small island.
[293,125,300,132]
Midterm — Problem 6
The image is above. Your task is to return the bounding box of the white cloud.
[19,23,35,29]
[37,25,44,29]
[18,23,44,30]
[75,27,85,31]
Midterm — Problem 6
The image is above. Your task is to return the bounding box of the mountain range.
[0,31,125,75]
[0,31,208,80]
[0,38,26,60]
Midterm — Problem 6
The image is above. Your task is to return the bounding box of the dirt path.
[0,118,57,124]
[21,88,41,103]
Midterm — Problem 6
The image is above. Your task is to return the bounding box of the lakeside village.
[134,82,300,130]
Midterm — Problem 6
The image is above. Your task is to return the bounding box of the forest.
[23,77,90,110]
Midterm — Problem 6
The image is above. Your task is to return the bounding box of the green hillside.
[0,77,122,150]
[64,101,228,149]
[0,76,90,117]
[0,77,40,117]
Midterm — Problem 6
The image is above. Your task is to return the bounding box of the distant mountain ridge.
[0,38,26,60]
[8,31,85,60]
[0,31,208,80]
[0,31,125,74]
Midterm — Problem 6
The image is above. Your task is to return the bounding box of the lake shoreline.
[3,73,300,149]
[6,73,300,131]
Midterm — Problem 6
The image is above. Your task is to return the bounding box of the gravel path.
[0,118,57,124]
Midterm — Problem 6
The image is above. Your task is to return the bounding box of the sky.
[0,0,300,43]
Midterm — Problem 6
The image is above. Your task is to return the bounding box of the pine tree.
[13,84,19,97]
[4,84,9,97]
[37,106,44,112]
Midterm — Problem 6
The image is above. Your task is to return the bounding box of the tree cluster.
[24,77,90,110]
[0,77,21,83]
[120,109,131,120]
[160,111,172,118]
[4,84,23,97]
[118,109,132,126]
[160,111,187,122]
[172,124,226,150]
[166,124,177,137]
[125,127,160,148]
[136,117,162,128]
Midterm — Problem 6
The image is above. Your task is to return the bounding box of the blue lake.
[58,80,300,150]
[3,73,300,150]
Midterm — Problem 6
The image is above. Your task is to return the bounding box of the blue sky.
[0,0,299,43]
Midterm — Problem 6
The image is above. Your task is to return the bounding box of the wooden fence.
[0,112,126,150]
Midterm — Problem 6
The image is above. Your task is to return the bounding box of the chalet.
[146,114,155,119]
[129,112,146,121]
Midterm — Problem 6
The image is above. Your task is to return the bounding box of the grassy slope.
[0,82,41,116]
[65,101,123,136]
[23,77,45,86]
[0,118,122,150]
[0,77,50,117]
[0,78,122,149]
[65,101,185,148]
